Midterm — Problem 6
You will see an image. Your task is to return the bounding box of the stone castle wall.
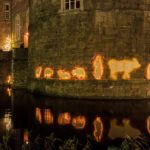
[28,0,150,98]
[0,51,12,86]
[0,0,11,50]
[12,48,28,89]
[11,0,29,48]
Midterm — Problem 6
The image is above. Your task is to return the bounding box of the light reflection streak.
[72,116,86,129]
[58,112,71,125]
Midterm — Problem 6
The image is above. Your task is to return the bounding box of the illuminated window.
[61,0,83,11]
[15,15,21,41]
[146,63,150,80]
[4,3,10,21]
[24,9,29,48]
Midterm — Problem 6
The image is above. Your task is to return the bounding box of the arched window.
[24,9,29,48]
[4,2,10,21]
[15,15,21,41]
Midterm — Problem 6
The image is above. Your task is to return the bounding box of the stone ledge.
[28,79,150,99]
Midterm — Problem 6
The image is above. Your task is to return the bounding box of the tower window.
[15,15,21,41]
[4,3,10,21]
[63,0,83,11]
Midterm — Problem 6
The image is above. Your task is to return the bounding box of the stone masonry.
[0,0,11,50]
[28,0,150,98]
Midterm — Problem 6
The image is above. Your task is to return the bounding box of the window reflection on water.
[4,112,12,131]
[35,108,42,124]
[6,87,12,97]
[58,112,71,125]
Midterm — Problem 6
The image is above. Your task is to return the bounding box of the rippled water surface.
[1,87,150,149]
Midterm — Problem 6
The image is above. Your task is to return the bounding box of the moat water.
[1,87,150,149]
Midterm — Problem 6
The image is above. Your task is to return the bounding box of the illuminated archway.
[15,14,21,41]
[92,55,104,80]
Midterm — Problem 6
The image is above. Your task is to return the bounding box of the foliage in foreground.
[0,132,150,150]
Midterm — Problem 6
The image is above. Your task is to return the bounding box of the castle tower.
[28,0,150,98]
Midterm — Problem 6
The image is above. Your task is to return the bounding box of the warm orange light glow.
[92,55,104,80]
[44,67,54,79]
[4,113,12,131]
[6,75,12,84]
[108,58,141,80]
[35,66,42,79]
[44,109,54,125]
[57,69,71,80]
[58,112,71,125]
[72,67,87,80]
[146,116,150,134]
[72,116,86,129]
[93,117,104,142]
[3,35,11,51]
[146,64,150,80]
[24,32,29,48]
[35,108,42,124]
[6,88,12,96]
[24,130,29,143]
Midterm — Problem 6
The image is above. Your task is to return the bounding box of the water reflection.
[23,129,29,143]
[146,116,150,134]
[108,118,141,139]
[93,117,103,142]
[44,109,53,125]
[35,108,42,124]
[72,116,86,129]
[6,87,12,97]
[35,108,53,125]
[6,75,12,85]
[1,88,150,149]
[58,112,71,125]
[4,111,12,131]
